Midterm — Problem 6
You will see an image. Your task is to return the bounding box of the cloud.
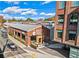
[0,14,13,20]
[13,1,20,5]
[42,1,52,5]
[40,12,55,16]
[38,17,44,19]
[2,6,37,15]
[21,9,37,15]
[0,13,26,20]
[14,16,26,20]
[6,1,20,5]
[3,6,21,14]
[0,14,4,16]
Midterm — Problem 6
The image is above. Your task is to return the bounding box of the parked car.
[7,43,17,51]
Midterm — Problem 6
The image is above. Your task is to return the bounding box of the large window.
[17,32,20,37]
[68,31,76,40]
[59,1,65,9]
[31,36,36,42]
[72,1,79,7]
[70,13,78,25]
[57,30,63,38]
[15,32,17,35]
[22,34,25,40]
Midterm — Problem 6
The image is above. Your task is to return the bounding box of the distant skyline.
[0,1,56,20]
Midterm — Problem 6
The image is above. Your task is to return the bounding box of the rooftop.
[4,22,42,32]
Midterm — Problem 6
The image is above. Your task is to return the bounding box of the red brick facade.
[54,1,79,47]
[8,25,50,47]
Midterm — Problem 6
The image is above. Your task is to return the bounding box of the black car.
[7,43,17,51]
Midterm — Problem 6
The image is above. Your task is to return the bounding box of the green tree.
[44,19,48,21]
[26,18,35,22]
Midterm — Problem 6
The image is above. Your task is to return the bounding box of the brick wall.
[8,25,50,46]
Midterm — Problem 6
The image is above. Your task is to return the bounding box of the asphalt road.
[0,29,31,58]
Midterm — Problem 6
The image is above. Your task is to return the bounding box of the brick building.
[54,1,79,57]
[54,1,79,46]
[4,23,50,48]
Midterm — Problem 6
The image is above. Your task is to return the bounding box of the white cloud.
[42,1,52,5]
[0,14,13,19]
[0,14,4,16]
[40,12,55,16]
[21,9,37,15]
[3,6,37,15]
[13,1,19,5]
[3,6,21,14]
[6,1,20,5]
[4,14,13,20]
[0,13,26,20]
[14,16,26,20]
[38,17,44,19]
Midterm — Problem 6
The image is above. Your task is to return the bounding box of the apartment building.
[54,1,79,57]
[54,1,79,46]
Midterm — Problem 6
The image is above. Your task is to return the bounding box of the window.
[70,13,78,24]
[17,32,20,37]
[68,31,76,40]
[31,36,36,42]
[57,30,63,38]
[59,1,65,9]
[22,34,25,40]
[58,15,64,24]
[15,32,17,35]
[72,1,79,7]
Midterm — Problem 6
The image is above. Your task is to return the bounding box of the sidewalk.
[8,35,61,58]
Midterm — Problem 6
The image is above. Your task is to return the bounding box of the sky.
[0,1,56,20]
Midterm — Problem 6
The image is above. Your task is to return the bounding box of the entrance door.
[31,36,36,43]
[38,38,42,44]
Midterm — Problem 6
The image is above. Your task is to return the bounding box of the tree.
[44,19,48,21]
[26,18,35,22]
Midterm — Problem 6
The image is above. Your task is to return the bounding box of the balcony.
[58,19,64,23]
[70,19,77,23]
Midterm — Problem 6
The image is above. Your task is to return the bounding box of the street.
[0,29,31,58]
[0,28,58,58]
[0,28,68,58]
